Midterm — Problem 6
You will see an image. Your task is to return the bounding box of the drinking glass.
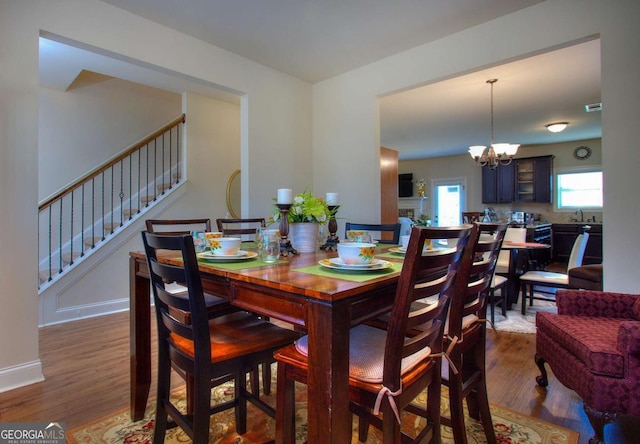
[191,231,207,253]
[259,232,281,263]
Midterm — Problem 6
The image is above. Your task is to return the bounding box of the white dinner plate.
[319,258,393,271]
[197,250,257,261]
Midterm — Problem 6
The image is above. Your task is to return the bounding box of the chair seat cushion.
[520,271,569,286]
[170,311,299,363]
[536,312,625,378]
[295,324,432,383]
[492,275,507,288]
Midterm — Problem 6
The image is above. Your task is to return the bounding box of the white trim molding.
[0,360,44,393]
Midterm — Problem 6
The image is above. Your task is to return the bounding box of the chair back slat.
[146,218,212,236]
[345,222,401,244]
[382,225,473,389]
[216,218,266,239]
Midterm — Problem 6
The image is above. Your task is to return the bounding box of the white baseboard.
[0,360,44,393]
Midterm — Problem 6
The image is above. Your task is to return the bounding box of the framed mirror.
[226,169,241,218]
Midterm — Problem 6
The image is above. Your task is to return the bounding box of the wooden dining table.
[129,244,404,443]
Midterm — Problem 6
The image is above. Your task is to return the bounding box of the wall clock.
[573,145,592,160]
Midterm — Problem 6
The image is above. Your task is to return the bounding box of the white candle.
[277,188,293,204]
[325,192,339,205]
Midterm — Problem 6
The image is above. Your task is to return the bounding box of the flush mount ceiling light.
[468,79,519,171]
[546,122,569,133]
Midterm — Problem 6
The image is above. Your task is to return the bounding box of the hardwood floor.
[1,309,639,443]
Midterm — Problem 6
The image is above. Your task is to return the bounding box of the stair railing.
[38,114,185,287]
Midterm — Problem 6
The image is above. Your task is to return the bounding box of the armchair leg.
[534,354,548,387]
[584,404,616,444]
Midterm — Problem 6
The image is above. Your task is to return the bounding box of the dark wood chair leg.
[275,362,295,443]
[262,362,272,395]
[534,353,549,387]
[584,404,616,444]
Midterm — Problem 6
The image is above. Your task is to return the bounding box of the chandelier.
[468,79,519,170]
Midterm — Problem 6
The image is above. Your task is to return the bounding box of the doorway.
[432,178,466,227]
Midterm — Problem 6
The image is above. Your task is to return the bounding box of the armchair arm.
[556,290,640,319]
[618,321,640,355]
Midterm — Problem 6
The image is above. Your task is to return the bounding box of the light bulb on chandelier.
[468,79,519,170]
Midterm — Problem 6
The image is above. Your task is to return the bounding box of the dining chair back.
[495,226,526,274]
[461,211,484,224]
[141,231,299,442]
[145,218,212,236]
[216,218,265,241]
[344,222,401,244]
[274,225,473,443]
[443,222,507,444]
[519,232,590,315]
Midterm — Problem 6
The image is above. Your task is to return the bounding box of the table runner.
[293,262,402,283]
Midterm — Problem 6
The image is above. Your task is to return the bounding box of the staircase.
[37,114,186,291]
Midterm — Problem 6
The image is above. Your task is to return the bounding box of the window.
[556,170,603,209]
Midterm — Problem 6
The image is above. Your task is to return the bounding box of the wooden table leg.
[305,300,352,443]
[129,256,151,421]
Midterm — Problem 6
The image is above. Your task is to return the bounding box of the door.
[431,178,466,227]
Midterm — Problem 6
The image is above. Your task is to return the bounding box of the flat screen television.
[399,173,413,197]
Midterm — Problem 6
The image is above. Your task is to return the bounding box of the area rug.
[68,377,578,443]
[493,294,558,334]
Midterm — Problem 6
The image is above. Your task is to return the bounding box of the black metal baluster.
[161,132,166,194]
[120,159,126,222]
[81,183,86,256]
[58,197,63,273]
[153,139,157,201]
[69,189,74,265]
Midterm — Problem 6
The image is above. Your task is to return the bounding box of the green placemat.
[293,262,402,282]
[198,257,286,270]
[377,251,405,260]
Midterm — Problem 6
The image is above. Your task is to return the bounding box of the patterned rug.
[68,375,578,443]
[493,296,558,334]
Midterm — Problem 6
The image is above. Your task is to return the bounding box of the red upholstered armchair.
[535,289,640,444]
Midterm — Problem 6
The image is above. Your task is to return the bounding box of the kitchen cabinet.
[481,155,552,204]
[514,156,553,203]
[482,162,514,203]
[552,223,602,265]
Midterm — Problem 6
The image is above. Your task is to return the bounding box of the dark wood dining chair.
[145,218,212,235]
[274,225,472,443]
[216,218,265,240]
[141,231,299,443]
[442,222,507,444]
[145,218,271,396]
[344,222,401,244]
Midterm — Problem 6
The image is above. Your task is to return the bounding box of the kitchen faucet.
[575,209,584,222]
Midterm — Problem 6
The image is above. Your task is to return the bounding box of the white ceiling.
[39,0,601,160]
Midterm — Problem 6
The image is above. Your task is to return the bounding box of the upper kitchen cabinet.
[514,156,554,203]
[482,155,553,204]
[482,162,514,204]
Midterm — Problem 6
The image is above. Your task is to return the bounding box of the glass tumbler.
[259,232,280,263]
[192,231,207,253]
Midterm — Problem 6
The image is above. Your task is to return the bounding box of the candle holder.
[320,205,340,251]
[277,203,298,256]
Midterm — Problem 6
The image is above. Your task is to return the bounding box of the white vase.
[289,223,319,253]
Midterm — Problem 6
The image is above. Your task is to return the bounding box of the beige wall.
[1,0,312,390]
[313,0,639,294]
[39,79,182,199]
[399,138,602,223]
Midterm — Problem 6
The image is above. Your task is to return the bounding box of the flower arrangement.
[273,189,333,224]
[412,213,432,227]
